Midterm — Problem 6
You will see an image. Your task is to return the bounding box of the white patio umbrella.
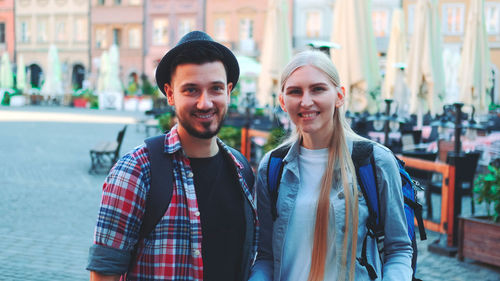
[330,0,381,113]
[16,55,27,93]
[106,45,122,93]
[96,51,109,93]
[0,52,14,89]
[237,55,261,109]
[406,0,445,118]
[40,45,64,98]
[382,8,407,99]
[257,0,292,107]
[237,55,261,78]
[457,0,492,114]
[98,44,123,109]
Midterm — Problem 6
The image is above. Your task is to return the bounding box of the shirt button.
[338,192,345,200]
[187,172,194,178]
[341,225,346,233]
[194,211,200,217]
[193,249,200,256]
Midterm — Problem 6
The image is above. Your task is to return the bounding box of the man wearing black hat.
[87,31,257,281]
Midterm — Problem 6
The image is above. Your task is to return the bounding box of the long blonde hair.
[279,50,361,281]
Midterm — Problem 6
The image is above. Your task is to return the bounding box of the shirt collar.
[164,124,183,155]
[164,124,243,170]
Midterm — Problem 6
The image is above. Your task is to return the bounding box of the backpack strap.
[228,146,255,193]
[352,141,382,232]
[266,145,291,221]
[352,140,382,280]
[128,134,173,274]
[140,134,174,241]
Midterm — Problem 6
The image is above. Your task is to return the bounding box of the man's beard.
[176,110,226,139]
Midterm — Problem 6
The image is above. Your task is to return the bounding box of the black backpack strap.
[141,134,173,240]
[357,234,378,280]
[266,145,291,221]
[128,134,173,273]
[228,146,255,192]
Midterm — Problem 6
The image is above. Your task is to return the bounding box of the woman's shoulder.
[369,141,399,171]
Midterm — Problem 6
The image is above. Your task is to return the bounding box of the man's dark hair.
[168,44,230,84]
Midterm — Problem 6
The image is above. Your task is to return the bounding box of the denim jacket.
[249,138,413,281]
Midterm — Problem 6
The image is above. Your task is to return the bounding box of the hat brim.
[155,40,239,96]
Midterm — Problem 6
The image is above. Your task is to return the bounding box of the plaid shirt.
[88,125,258,280]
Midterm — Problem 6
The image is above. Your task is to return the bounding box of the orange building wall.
[0,0,15,59]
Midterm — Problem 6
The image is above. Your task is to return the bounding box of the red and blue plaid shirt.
[88,125,258,280]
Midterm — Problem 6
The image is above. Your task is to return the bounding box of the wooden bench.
[89,125,127,174]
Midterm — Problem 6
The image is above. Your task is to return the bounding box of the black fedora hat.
[155,31,239,96]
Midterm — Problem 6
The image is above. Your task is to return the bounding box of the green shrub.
[158,113,173,132]
[263,128,288,153]
[475,162,500,222]
[218,126,241,149]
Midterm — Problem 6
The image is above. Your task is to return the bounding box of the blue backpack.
[267,140,426,281]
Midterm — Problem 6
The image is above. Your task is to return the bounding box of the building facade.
[205,0,270,57]
[292,0,334,50]
[91,0,144,89]
[0,0,15,60]
[143,0,204,80]
[292,0,399,53]
[16,0,90,90]
[403,0,500,102]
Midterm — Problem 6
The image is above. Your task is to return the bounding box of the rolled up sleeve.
[87,147,149,275]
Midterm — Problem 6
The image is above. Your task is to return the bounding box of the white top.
[281,146,341,281]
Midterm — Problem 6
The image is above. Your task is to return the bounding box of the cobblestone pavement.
[0,106,499,281]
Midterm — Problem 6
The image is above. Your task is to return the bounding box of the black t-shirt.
[189,149,245,281]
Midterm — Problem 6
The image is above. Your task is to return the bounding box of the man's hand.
[90,271,120,281]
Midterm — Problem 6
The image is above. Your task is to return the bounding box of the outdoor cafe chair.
[427,150,482,219]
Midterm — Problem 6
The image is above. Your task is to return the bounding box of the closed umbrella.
[106,44,122,93]
[0,52,14,89]
[382,8,407,99]
[40,45,64,98]
[16,55,27,92]
[257,0,292,108]
[406,0,445,117]
[457,0,492,114]
[330,0,381,113]
[96,51,109,93]
[98,44,123,110]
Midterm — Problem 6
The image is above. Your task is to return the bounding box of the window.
[96,27,107,49]
[407,4,415,35]
[73,18,87,42]
[305,10,321,38]
[442,4,465,35]
[113,28,121,46]
[239,18,253,40]
[152,18,168,45]
[114,0,121,5]
[55,20,66,41]
[214,18,227,41]
[178,18,194,40]
[37,18,48,42]
[20,21,30,43]
[128,27,141,48]
[129,0,141,5]
[485,2,500,35]
[98,0,105,5]
[372,9,390,37]
[0,23,5,44]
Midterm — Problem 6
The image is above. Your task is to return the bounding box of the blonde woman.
[249,51,413,281]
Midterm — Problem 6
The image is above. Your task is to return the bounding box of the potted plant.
[458,160,500,266]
